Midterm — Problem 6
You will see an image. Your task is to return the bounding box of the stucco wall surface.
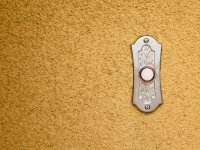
[0,0,200,149]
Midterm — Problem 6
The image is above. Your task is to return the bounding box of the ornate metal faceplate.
[132,36,162,112]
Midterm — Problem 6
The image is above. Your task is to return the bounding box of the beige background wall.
[0,0,200,149]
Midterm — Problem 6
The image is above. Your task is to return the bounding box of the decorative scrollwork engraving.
[138,45,155,104]
[138,46,154,68]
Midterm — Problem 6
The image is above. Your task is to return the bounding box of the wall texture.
[0,0,200,149]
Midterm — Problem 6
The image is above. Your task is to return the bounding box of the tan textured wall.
[0,0,200,149]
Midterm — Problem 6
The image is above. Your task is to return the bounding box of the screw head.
[145,105,150,110]
[144,38,149,43]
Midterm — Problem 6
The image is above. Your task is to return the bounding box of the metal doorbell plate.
[132,36,162,112]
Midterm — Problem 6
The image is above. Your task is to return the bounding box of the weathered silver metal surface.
[132,36,162,112]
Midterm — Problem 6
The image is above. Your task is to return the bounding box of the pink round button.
[139,67,155,82]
